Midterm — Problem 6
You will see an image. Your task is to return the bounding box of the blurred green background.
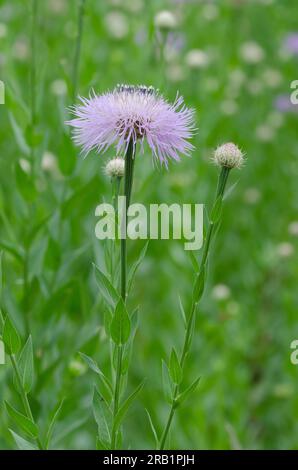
[0,0,298,450]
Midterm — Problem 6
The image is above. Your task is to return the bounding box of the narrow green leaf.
[19,335,34,393]
[15,162,37,202]
[8,112,30,156]
[96,436,109,450]
[145,409,159,447]
[210,196,223,224]
[45,399,65,449]
[79,352,112,394]
[5,402,38,438]
[176,377,201,406]
[92,388,111,446]
[93,263,119,308]
[0,240,24,262]
[178,296,186,327]
[3,315,21,354]
[9,429,37,450]
[188,250,199,272]
[192,267,205,304]
[169,348,183,385]
[110,298,131,345]
[127,241,149,294]
[162,360,173,404]
[114,381,144,431]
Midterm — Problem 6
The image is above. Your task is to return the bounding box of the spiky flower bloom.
[105,157,125,178]
[66,84,195,168]
[213,142,244,169]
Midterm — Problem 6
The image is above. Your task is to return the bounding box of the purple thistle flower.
[66,84,195,167]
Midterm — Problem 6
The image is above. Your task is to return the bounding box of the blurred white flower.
[0,23,7,39]
[240,41,265,64]
[42,152,59,174]
[267,111,284,129]
[212,284,231,301]
[19,159,31,174]
[185,49,209,69]
[243,187,261,205]
[229,69,246,88]
[288,221,298,237]
[246,79,264,95]
[262,68,282,88]
[105,11,129,39]
[255,124,275,142]
[276,242,294,258]
[166,63,185,82]
[51,79,67,96]
[202,4,218,21]
[105,157,125,178]
[155,10,177,30]
[48,0,66,13]
[220,99,238,116]
[13,38,29,60]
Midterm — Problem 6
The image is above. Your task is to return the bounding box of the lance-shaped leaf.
[162,360,174,404]
[127,241,149,294]
[93,263,119,308]
[5,402,38,439]
[110,298,131,345]
[176,377,201,406]
[18,335,34,393]
[92,387,111,446]
[192,267,205,304]
[9,429,37,450]
[114,381,145,431]
[169,348,183,385]
[3,315,21,355]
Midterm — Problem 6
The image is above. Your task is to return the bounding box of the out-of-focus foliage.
[0,0,298,449]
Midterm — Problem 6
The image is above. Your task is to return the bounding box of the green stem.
[72,0,86,101]
[159,166,231,450]
[10,354,43,450]
[111,141,135,450]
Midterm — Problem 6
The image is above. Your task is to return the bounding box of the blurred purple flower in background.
[67,85,195,167]
[283,33,298,55]
[274,94,298,113]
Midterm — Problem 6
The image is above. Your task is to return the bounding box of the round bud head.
[105,157,125,178]
[213,142,244,169]
[154,10,177,30]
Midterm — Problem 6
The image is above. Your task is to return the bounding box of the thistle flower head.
[105,157,125,178]
[66,84,195,168]
[213,142,244,169]
[154,10,177,30]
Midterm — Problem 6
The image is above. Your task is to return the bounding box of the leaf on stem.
[176,377,201,406]
[93,263,119,308]
[5,402,38,439]
[45,398,65,450]
[145,409,159,447]
[127,241,149,294]
[79,352,112,395]
[110,298,131,345]
[18,335,34,393]
[192,267,205,304]
[92,387,111,447]
[3,315,21,355]
[169,348,183,385]
[9,429,37,450]
[162,360,174,404]
[114,380,145,431]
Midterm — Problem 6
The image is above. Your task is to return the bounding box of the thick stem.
[72,0,86,101]
[159,166,231,450]
[111,141,135,449]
